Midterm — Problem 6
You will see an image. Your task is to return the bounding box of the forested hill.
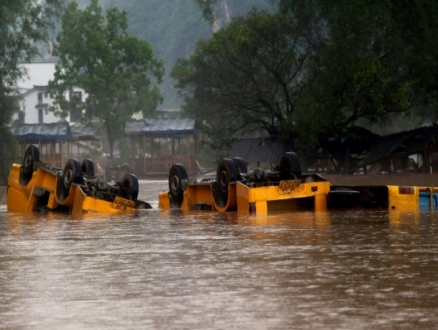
[74,0,272,110]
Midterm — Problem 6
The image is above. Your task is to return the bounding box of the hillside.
[83,0,274,110]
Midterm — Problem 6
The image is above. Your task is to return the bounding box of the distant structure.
[125,117,201,177]
[6,62,103,172]
[11,62,85,125]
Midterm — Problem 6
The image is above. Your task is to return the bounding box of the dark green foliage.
[172,9,316,149]
[177,0,438,155]
[49,0,164,159]
[279,0,438,147]
[0,0,62,182]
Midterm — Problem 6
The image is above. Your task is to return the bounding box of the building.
[11,62,86,125]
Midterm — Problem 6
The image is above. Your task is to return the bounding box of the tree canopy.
[182,0,438,155]
[172,9,318,148]
[0,0,62,182]
[278,0,438,147]
[49,0,164,159]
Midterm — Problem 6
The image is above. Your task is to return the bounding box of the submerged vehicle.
[159,152,331,214]
[159,152,438,214]
[7,145,151,214]
[329,184,438,213]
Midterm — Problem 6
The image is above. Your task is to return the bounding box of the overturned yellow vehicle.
[7,145,151,214]
[159,152,331,214]
[158,151,438,215]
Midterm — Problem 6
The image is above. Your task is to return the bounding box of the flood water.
[1,180,438,329]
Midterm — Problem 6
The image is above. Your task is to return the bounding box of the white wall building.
[12,62,86,125]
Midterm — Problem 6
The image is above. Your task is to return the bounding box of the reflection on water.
[1,181,438,329]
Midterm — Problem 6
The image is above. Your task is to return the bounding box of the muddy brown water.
[1,180,438,329]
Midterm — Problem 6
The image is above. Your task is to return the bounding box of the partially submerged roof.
[360,126,438,166]
[125,118,199,138]
[10,122,72,143]
[228,137,294,164]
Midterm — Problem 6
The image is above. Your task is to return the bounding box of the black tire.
[22,145,40,179]
[81,159,95,177]
[121,173,139,200]
[216,158,238,199]
[279,152,301,181]
[168,164,188,207]
[232,157,247,175]
[63,159,82,190]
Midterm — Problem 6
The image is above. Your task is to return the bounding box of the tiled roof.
[125,118,199,137]
[359,126,438,166]
[9,122,72,143]
[9,122,103,143]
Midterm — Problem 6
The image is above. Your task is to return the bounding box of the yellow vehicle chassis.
[159,152,331,214]
[7,145,150,214]
[159,178,331,214]
[159,152,438,215]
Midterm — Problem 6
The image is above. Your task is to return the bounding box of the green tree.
[49,0,164,159]
[185,0,411,155]
[279,0,438,148]
[191,0,438,156]
[172,9,317,148]
[0,0,63,182]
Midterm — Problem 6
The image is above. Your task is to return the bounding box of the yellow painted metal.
[236,181,250,212]
[182,184,215,210]
[213,184,237,212]
[7,163,137,214]
[7,164,39,212]
[158,182,238,212]
[314,194,327,212]
[158,191,170,209]
[160,178,331,214]
[47,191,59,209]
[71,185,86,215]
[241,180,330,214]
[387,185,419,212]
[159,174,438,215]
[78,195,137,214]
[387,185,438,213]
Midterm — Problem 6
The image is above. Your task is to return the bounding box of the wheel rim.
[168,164,188,208]
[171,174,180,194]
[219,170,228,189]
[64,168,73,187]
[25,154,32,167]
[24,153,32,169]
